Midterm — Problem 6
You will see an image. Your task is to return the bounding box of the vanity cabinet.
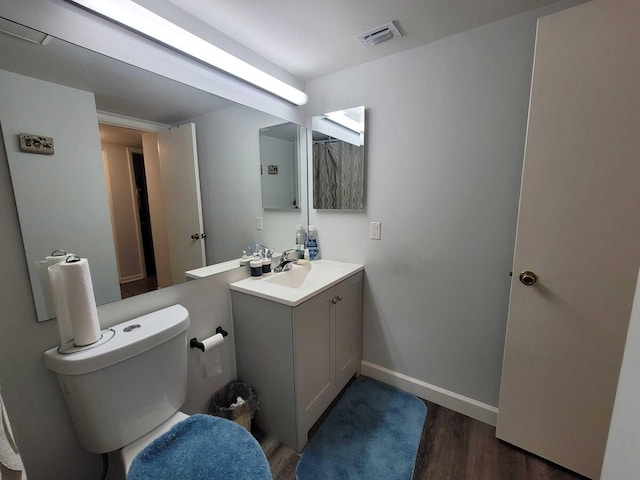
[231,271,362,452]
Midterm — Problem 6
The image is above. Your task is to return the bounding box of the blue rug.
[296,377,427,480]
[127,414,271,480]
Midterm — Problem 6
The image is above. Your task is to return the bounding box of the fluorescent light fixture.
[325,110,363,133]
[68,0,308,105]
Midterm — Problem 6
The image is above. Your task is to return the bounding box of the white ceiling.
[167,0,571,81]
[0,1,580,123]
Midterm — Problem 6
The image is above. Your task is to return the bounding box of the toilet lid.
[126,414,271,480]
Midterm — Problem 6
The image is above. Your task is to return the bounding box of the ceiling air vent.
[0,17,51,45]
[356,21,402,48]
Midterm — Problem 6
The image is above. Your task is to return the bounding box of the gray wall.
[306,0,581,407]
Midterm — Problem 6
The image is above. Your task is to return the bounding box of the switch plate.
[256,216,263,230]
[370,221,381,240]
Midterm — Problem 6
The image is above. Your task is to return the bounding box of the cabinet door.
[496,2,640,478]
[293,287,335,449]
[335,272,362,390]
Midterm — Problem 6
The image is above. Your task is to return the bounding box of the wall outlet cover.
[19,133,54,155]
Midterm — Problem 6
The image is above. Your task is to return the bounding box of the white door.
[157,123,206,284]
[496,1,640,479]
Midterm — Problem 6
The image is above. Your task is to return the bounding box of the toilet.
[43,305,270,479]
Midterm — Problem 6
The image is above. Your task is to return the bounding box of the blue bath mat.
[127,414,271,480]
[296,377,427,480]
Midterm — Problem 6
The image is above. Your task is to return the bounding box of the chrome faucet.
[274,249,298,272]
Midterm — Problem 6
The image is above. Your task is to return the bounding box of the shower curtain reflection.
[313,139,364,209]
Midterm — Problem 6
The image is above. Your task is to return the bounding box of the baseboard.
[120,273,144,284]
[361,361,498,426]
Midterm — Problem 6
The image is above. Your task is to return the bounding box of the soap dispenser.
[306,225,320,260]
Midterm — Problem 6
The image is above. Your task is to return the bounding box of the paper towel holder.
[190,326,228,351]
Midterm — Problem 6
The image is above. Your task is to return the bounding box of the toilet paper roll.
[200,333,224,378]
[200,333,224,351]
[49,258,101,347]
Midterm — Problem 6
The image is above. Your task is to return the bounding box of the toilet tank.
[44,305,190,453]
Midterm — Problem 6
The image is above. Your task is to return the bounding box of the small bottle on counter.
[295,224,307,258]
[306,225,320,260]
[240,250,251,267]
[262,257,272,275]
[250,259,263,278]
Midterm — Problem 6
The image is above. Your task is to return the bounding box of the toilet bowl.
[44,305,271,479]
[120,411,189,472]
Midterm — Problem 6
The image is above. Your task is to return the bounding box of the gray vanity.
[230,259,363,451]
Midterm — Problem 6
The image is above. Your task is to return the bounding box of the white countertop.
[229,259,364,306]
[185,259,242,279]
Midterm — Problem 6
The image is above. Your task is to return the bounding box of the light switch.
[370,221,381,240]
[256,216,263,230]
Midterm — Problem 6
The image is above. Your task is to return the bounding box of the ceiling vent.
[0,17,50,45]
[356,21,402,48]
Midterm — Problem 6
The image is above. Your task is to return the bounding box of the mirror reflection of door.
[100,122,205,297]
[101,125,158,298]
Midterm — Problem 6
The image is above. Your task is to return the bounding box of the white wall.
[601,267,640,479]
[0,70,121,320]
[194,105,307,264]
[306,0,582,409]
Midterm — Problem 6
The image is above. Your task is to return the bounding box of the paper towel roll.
[37,253,73,321]
[47,263,73,345]
[49,258,101,347]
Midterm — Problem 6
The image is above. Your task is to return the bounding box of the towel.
[0,388,27,480]
[127,414,271,480]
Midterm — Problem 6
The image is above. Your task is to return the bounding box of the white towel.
[0,388,27,480]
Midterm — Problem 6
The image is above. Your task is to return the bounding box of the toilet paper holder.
[190,326,228,351]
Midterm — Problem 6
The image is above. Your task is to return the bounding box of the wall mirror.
[0,19,308,322]
[311,106,365,210]
[259,122,306,210]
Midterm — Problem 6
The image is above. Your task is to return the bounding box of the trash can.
[209,381,259,432]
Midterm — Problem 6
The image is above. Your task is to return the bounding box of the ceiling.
[167,0,572,81]
[0,1,578,123]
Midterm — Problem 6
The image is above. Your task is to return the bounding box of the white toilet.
[44,305,192,476]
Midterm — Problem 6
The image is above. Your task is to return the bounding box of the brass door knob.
[519,271,538,286]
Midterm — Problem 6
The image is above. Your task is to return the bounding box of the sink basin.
[266,263,311,288]
[229,259,364,306]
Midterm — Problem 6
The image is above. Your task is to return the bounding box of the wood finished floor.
[120,275,157,298]
[254,399,587,480]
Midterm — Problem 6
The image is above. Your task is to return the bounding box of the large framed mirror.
[311,106,365,210]
[0,18,308,321]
